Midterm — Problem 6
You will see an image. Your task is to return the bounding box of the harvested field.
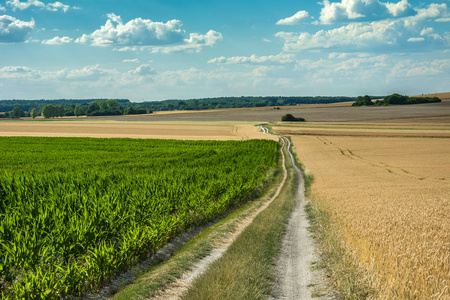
[273,123,450,299]
[0,121,277,141]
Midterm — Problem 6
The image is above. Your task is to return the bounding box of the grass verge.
[106,144,285,299]
[183,139,297,299]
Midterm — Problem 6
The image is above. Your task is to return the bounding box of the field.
[0,137,278,298]
[273,121,450,299]
[0,121,276,141]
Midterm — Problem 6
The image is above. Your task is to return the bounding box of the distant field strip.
[0,137,278,298]
[0,122,276,141]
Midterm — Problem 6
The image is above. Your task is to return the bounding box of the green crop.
[0,136,278,298]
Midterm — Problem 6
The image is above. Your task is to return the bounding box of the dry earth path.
[271,135,335,300]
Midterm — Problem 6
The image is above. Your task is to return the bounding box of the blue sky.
[0,0,449,101]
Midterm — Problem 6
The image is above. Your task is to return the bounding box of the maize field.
[0,136,278,298]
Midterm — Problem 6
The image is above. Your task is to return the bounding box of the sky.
[0,0,449,102]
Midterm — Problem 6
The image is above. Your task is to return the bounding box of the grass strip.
[183,140,297,299]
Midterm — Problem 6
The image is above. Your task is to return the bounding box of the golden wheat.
[277,124,450,299]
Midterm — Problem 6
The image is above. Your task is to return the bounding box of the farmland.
[273,121,450,298]
[0,137,278,298]
[0,121,276,141]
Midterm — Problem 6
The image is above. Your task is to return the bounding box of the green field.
[0,137,278,298]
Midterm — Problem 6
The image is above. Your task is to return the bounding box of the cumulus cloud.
[0,15,35,43]
[75,13,222,53]
[276,20,404,51]
[0,5,6,12]
[208,53,296,65]
[276,10,309,25]
[319,0,415,24]
[130,64,156,76]
[6,0,78,12]
[41,35,72,44]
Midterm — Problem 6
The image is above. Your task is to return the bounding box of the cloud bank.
[0,15,35,43]
[6,0,79,12]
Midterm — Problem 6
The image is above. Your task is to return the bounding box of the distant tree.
[30,108,38,119]
[4,112,10,118]
[11,106,24,118]
[383,93,409,105]
[55,105,65,117]
[352,95,374,106]
[74,105,82,117]
[86,102,100,115]
[42,104,55,118]
[281,114,306,122]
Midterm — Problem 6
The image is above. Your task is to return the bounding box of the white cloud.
[6,0,78,12]
[319,0,415,24]
[130,64,156,76]
[208,53,296,65]
[385,0,415,17]
[75,14,222,53]
[0,15,35,43]
[420,27,434,36]
[407,37,424,42]
[404,3,450,26]
[389,59,450,77]
[41,35,72,44]
[122,58,139,63]
[276,20,403,51]
[276,10,309,25]
[0,5,6,12]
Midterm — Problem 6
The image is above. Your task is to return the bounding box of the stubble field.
[0,121,276,141]
[273,120,450,299]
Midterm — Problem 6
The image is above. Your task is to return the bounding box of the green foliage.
[0,137,278,298]
[74,105,82,117]
[30,108,38,119]
[86,100,124,116]
[11,106,24,118]
[124,106,148,115]
[281,114,306,122]
[352,95,374,106]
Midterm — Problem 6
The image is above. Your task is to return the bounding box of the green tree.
[86,102,100,115]
[55,105,65,117]
[42,104,55,118]
[74,105,82,117]
[11,106,24,118]
[30,108,38,119]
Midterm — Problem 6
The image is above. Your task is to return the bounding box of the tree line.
[0,96,365,119]
[0,100,149,119]
[352,93,441,106]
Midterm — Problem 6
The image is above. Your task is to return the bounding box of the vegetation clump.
[281,114,306,122]
[352,95,374,106]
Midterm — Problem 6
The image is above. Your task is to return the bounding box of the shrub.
[281,114,306,122]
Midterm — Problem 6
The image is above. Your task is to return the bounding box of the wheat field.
[275,123,450,299]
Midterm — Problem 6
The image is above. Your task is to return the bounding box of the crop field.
[0,136,278,298]
[0,121,276,141]
[274,122,450,299]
